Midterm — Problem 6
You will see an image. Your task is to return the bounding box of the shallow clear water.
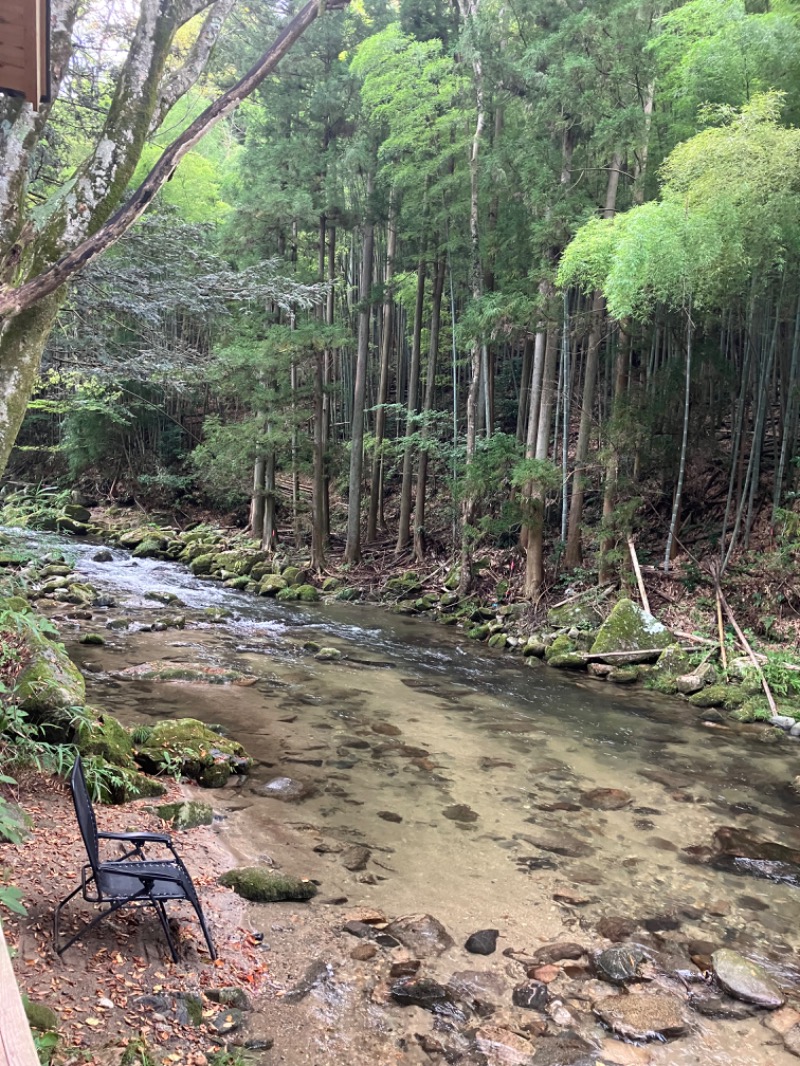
[8,528,800,1064]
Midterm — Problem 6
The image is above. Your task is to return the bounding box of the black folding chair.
[54,755,216,963]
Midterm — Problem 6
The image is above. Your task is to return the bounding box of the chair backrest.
[70,756,100,873]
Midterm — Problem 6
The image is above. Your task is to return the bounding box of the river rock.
[711,949,785,1008]
[449,970,507,1014]
[512,980,549,1011]
[593,944,651,983]
[518,829,594,858]
[156,801,214,830]
[688,991,757,1019]
[474,1026,535,1065]
[342,845,371,871]
[590,598,674,661]
[596,917,638,942]
[675,674,705,695]
[530,1032,596,1066]
[465,929,500,955]
[579,787,631,810]
[16,631,86,715]
[531,942,586,965]
[443,803,479,822]
[704,826,800,886]
[385,914,454,956]
[259,776,314,802]
[390,976,461,1017]
[206,987,253,1011]
[593,993,688,1041]
[92,549,113,562]
[218,868,317,902]
[547,600,604,629]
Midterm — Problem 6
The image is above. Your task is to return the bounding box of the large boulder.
[589,598,674,663]
[135,718,252,787]
[76,709,135,768]
[15,632,86,716]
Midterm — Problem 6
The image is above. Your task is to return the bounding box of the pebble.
[350,942,378,961]
[512,980,549,1011]
[464,929,500,955]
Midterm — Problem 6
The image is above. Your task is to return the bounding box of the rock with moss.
[214,550,254,575]
[652,644,693,682]
[676,674,705,695]
[729,697,772,723]
[335,586,362,602]
[282,565,308,587]
[225,576,251,590]
[219,867,317,902]
[76,710,134,768]
[315,647,341,661]
[589,599,675,662]
[467,623,491,641]
[522,636,547,658]
[258,575,287,597]
[132,537,168,559]
[190,553,216,576]
[547,600,604,629]
[691,682,746,707]
[608,666,640,684]
[545,634,579,663]
[321,576,340,593]
[16,632,86,716]
[135,718,252,787]
[295,584,320,602]
[156,801,214,830]
[487,632,508,649]
[118,527,161,550]
[276,586,300,602]
[154,614,186,630]
[90,762,167,804]
[23,998,59,1032]
[386,572,423,599]
[204,606,231,623]
[79,633,105,646]
[548,651,587,669]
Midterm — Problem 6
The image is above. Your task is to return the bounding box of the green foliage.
[742,652,800,700]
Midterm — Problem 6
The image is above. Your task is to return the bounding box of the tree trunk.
[263,446,277,551]
[414,255,446,561]
[344,174,375,565]
[250,453,266,537]
[523,325,559,597]
[367,194,397,542]
[396,254,426,552]
[664,301,693,570]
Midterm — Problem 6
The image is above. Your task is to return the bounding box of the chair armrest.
[98,831,173,845]
[97,861,185,886]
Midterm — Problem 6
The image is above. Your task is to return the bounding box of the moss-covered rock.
[282,566,307,587]
[218,867,317,902]
[589,599,674,661]
[76,710,134,768]
[295,584,320,602]
[190,553,216,576]
[487,632,508,649]
[608,666,639,684]
[15,633,86,715]
[213,550,254,575]
[545,633,579,663]
[321,577,339,592]
[315,647,341,661]
[547,600,604,629]
[385,572,423,599]
[204,606,231,623]
[118,527,161,550]
[548,651,587,669]
[686,682,750,707]
[225,576,251,590]
[89,761,167,804]
[276,586,300,602]
[132,537,168,559]
[156,801,214,830]
[522,637,547,658]
[335,586,362,601]
[135,718,252,786]
[259,575,288,596]
[79,633,105,645]
[467,623,491,641]
[23,998,59,1032]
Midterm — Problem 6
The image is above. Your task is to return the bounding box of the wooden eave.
[0,0,50,106]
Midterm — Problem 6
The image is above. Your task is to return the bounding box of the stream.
[8,528,800,1065]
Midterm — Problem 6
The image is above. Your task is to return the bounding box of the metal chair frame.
[53,756,216,963]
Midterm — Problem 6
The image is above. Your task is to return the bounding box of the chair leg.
[54,895,140,957]
[152,899,179,963]
[53,884,84,954]
[190,897,217,962]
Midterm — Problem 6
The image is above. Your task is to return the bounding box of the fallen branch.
[717,589,777,717]
[673,630,718,647]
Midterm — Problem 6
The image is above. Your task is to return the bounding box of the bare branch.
[0,0,349,322]
[151,0,238,134]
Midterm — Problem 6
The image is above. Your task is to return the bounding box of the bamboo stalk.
[627,535,651,614]
[718,589,777,716]
[715,586,728,670]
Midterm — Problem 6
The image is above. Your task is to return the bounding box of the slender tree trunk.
[414,255,446,561]
[516,337,533,443]
[396,255,426,552]
[262,444,277,550]
[367,192,397,542]
[524,325,558,597]
[344,174,375,565]
[664,300,693,570]
[250,454,266,537]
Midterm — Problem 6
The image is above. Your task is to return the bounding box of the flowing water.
[8,529,800,1064]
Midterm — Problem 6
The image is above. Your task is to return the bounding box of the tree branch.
[0,0,349,322]
[151,0,238,134]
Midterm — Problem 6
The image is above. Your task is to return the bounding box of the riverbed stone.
[342,845,371,871]
[390,976,459,1015]
[530,1032,596,1066]
[593,944,651,983]
[689,685,734,708]
[465,929,499,955]
[608,666,639,683]
[443,803,478,822]
[675,673,704,695]
[76,710,134,768]
[512,980,549,1011]
[474,1026,535,1065]
[580,788,631,810]
[189,553,216,575]
[259,776,314,801]
[593,993,688,1041]
[711,949,785,1008]
[218,868,317,902]
[596,918,638,944]
[156,801,214,830]
[590,599,674,661]
[385,914,454,956]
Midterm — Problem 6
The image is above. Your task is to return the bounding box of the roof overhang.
[0,0,50,107]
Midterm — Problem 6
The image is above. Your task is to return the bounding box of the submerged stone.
[218,867,317,902]
[385,913,454,956]
[465,929,499,955]
[711,949,785,1008]
[593,992,688,1041]
[156,801,214,830]
[593,944,650,983]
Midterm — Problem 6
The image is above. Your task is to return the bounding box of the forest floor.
[3,769,271,1065]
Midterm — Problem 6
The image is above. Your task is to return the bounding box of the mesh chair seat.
[95,861,194,901]
[54,756,216,963]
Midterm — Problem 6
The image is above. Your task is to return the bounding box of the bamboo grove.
[8,0,800,596]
